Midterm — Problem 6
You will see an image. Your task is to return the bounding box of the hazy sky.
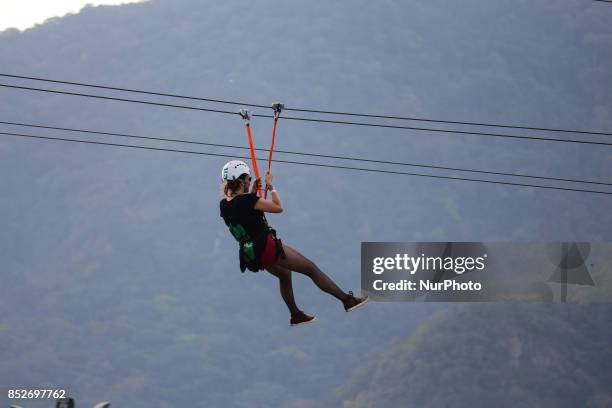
[0,0,147,31]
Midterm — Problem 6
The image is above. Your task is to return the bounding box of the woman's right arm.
[254,193,283,213]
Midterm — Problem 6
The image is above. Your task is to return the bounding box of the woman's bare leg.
[276,244,348,302]
[266,264,300,315]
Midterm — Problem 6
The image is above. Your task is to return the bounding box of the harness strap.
[265,103,284,199]
[239,109,262,197]
[269,227,286,262]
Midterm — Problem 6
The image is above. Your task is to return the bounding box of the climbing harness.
[228,223,257,263]
[232,222,285,273]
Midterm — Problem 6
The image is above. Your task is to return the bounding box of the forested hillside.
[1,1,610,407]
[334,305,612,408]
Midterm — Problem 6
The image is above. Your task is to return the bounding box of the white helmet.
[221,160,251,182]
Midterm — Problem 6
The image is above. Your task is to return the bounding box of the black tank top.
[219,193,268,251]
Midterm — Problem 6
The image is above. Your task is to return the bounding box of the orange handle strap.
[245,123,261,197]
[264,113,280,199]
[267,115,279,173]
[264,103,283,199]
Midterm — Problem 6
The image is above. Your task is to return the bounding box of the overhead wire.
[0,73,268,109]
[1,120,611,187]
[1,74,610,196]
[0,83,237,115]
[1,83,611,147]
[1,73,610,137]
[0,130,611,196]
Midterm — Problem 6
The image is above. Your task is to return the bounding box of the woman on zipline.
[219,160,368,326]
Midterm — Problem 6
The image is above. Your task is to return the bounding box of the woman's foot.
[343,291,369,312]
[290,310,316,326]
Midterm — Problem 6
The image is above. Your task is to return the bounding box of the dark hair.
[223,173,249,197]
